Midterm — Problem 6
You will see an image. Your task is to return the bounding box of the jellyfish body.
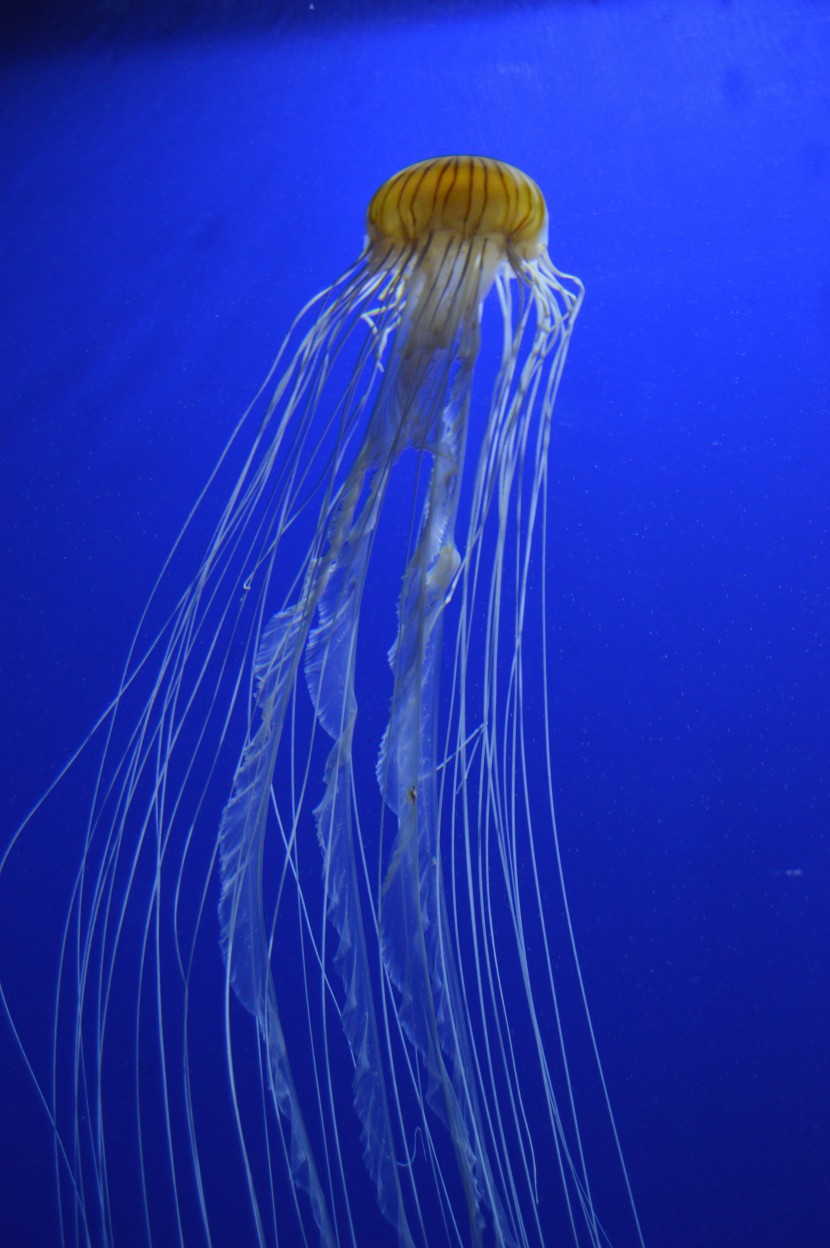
[2,158,644,1248]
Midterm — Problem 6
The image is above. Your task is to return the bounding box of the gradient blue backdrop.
[1,2,828,1245]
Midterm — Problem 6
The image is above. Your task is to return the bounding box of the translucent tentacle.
[378,327,514,1247]
[218,376,415,1245]
[305,465,415,1246]
[218,604,336,1248]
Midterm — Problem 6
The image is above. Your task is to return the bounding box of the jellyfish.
[1,156,645,1248]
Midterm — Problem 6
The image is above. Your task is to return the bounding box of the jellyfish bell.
[1,157,645,1248]
[365,157,548,367]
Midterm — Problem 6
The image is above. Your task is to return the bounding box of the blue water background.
[1,1,828,1245]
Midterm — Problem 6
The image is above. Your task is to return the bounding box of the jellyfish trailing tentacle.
[303,401,419,1244]
[218,365,415,1243]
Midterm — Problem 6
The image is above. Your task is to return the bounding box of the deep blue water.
[1,2,829,1246]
